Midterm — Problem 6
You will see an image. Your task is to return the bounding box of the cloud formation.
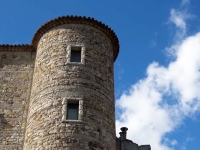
[116,2,200,150]
[181,0,190,6]
[170,9,187,29]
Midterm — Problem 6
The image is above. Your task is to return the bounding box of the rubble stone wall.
[24,24,116,150]
[0,51,35,150]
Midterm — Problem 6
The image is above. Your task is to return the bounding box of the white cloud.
[169,4,194,41]
[169,9,187,57]
[171,139,178,146]
[170,9,187,30]
[163,138,178,147]
[181,0,190,6]
[116,6,200,150]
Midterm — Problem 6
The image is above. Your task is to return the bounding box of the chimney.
[120,127,128,140]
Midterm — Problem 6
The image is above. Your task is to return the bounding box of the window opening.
[62,98,83,123]
[70,47,81,62]
[67,102,79,120]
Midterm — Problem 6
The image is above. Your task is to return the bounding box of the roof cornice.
[32,16,119,61]
[0,44,35,52]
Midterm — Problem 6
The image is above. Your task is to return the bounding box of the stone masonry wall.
[0,51,35,150]
[24,24,116,150]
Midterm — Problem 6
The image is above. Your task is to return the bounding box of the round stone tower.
[24,16,119,150]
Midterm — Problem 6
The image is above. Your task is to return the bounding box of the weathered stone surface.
[22,24,116,150]
[0,51,35,150]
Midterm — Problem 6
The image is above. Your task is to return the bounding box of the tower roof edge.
[31,15,119,61]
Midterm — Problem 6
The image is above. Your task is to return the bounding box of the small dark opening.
[70,47,81,62]
[67,103,79,120]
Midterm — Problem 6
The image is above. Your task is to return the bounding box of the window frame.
[62,98,83,123]
[66,45,85,65]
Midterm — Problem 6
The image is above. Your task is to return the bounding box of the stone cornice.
[0,16,119,61]
[0,44,35,52]
[32,16,119,61]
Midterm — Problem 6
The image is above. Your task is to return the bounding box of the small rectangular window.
[62,98,83,123]
[67,103,79,120]
[70,47,81,62]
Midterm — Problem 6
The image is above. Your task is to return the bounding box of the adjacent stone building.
[0,16,151,150]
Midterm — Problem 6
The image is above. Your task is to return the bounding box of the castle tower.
[23,16,119,150]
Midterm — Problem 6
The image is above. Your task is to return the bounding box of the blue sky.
[0,0,200,149]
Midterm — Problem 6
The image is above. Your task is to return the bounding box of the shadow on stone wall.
[0,113,13,130]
